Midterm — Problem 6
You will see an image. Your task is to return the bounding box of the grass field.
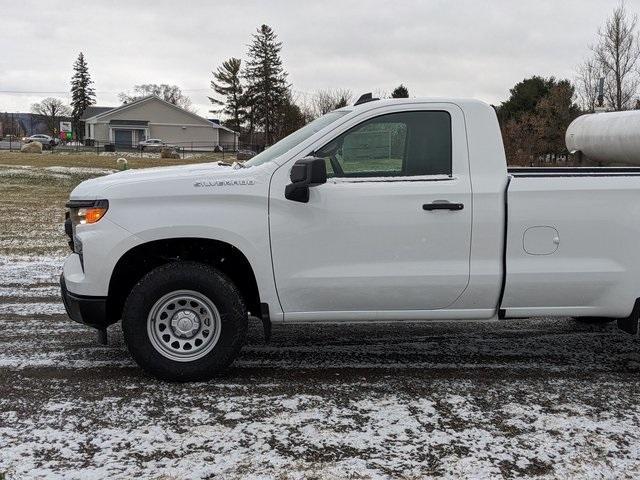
[0,149,231,169]
[0,150,229,256]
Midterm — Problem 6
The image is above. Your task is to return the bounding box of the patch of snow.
[44,166,116,175]
[0,255,63,286]
[0,302,64,315]
[0,285,60,298]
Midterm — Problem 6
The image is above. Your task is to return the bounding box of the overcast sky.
[0,0,632,116]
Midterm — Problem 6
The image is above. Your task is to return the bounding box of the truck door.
[269,105,472,320]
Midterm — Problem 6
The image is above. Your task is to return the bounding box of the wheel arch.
[107,237,261,323]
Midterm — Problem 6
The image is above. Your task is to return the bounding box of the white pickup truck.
[61,96,640,381]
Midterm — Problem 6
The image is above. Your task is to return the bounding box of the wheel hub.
[171,310,200,338]
[146,290,222,362]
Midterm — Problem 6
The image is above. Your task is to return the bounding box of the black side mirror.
[285,157,327,203]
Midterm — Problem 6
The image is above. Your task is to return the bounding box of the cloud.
[0,0,629,114]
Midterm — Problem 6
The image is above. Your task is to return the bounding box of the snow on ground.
[0,255,63,286]
[2,163,640,478]
[2,310,640,478]
[0,164,116,179]
[0,255,65,317]
[2,249,640,478]
[44,166,117,175]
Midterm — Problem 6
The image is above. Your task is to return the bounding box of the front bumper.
[60,274,109,329]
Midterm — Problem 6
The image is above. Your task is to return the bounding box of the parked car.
[23,134,58,148]
[60,96,640,381]
[1,134,20,142]
[138,138,174,150]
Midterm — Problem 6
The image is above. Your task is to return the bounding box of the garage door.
[114,129,133,148]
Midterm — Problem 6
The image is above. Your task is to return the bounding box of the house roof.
[84,95,239,135]
[209,120,240,135]
[80,106,115,121]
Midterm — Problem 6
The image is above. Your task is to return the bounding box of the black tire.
[122,261,247,381]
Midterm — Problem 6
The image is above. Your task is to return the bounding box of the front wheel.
[122,262,247,381]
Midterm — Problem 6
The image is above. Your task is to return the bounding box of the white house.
[83,95,239,149]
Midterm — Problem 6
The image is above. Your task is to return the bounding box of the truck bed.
[501,168,640,319]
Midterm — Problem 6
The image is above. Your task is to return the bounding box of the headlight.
[67,199,109,225]
[65,200,109,259]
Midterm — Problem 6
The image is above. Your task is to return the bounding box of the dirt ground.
[2,155,640,479]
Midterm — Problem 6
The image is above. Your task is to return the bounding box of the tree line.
[499,2,640,165]
[14,23,410,145]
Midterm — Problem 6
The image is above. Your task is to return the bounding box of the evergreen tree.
[70,52,95,140]
[209,57,245,132]
[496,76,554,124]
[244,24,288,145]
[273,91,307,139]
[391,84,409,98]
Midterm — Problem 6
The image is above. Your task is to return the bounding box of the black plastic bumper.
[60,275,109,329]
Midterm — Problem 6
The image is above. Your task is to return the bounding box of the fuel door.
[523,226,560,255]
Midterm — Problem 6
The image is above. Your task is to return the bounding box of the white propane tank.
[566,110,640,165]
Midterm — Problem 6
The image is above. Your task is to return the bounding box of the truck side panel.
[448,100,507,314]
[502,174,640,318]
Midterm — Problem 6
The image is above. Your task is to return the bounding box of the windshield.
[244,110,349,167]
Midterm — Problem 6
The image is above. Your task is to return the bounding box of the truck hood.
[70,162,270,199]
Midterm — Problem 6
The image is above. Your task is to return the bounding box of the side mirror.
[285,157,327,203]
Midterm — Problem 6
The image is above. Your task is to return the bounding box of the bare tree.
[31,98,71,136]
[575,58,604,112]
[311,89,353,117]
[592,2,640,110]
[119,84,194,112]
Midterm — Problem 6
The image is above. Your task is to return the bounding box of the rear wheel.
[122,262,247,381]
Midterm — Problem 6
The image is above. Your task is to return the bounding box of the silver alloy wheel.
[147,290,222,362]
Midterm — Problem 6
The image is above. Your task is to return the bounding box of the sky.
[0,0,632,117]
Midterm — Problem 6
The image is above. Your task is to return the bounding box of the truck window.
[245,110,349,167]
[315,111,452,177]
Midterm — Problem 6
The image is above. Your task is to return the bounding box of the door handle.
[423,201,464,211]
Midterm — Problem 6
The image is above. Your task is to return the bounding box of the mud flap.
[261,303,272,343]
[617,299,640,335]
[97,328,108,345]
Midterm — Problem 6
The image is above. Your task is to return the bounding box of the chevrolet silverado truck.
[61,95,640,381]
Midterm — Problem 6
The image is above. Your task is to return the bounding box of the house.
[82,95,239,149]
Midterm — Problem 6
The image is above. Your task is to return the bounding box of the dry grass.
[0,150,233,170]
[0,150,234,257]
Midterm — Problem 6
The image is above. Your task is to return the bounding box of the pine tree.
[209,57,245,132]
[391,84,409,98]
[244,25,288,145]
[70,52,95,140]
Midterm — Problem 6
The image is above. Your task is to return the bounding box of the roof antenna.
[354,92,380,106]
